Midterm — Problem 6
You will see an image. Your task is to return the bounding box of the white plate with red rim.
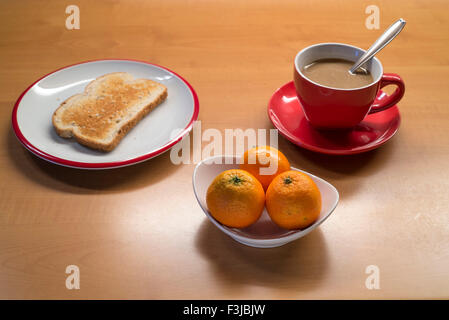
[192,155,339,248]
[12,59,200,169]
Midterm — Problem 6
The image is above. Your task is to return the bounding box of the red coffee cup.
[293,43,405,129]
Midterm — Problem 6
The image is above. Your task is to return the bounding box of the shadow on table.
[277,134,397,200]
[8,128,182,194]
[195,219,329,291]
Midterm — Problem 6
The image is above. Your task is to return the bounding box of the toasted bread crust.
[52,72,167,152]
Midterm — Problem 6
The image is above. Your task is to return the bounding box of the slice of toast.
[52,72,167,152]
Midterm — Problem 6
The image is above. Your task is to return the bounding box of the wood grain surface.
[0,0,448,299]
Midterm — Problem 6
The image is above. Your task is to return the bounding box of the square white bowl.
[192,155,339,248]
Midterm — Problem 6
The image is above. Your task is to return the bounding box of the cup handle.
[369,73,405,114]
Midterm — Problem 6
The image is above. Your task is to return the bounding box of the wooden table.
[1,0,448,299]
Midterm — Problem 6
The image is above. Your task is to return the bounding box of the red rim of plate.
[267,81,400,155]
[11,59,200,169]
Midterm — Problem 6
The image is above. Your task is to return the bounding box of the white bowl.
[192,155,339,248]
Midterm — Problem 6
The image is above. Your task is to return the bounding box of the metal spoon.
[349,18,406,74]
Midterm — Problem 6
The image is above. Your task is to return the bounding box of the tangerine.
[206,169,265,228]
[239,146,290,190]
[266,170,321,230]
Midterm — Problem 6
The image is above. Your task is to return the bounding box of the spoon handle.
[349,18,406,74]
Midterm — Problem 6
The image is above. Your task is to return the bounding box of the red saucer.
[268,81,401,155]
